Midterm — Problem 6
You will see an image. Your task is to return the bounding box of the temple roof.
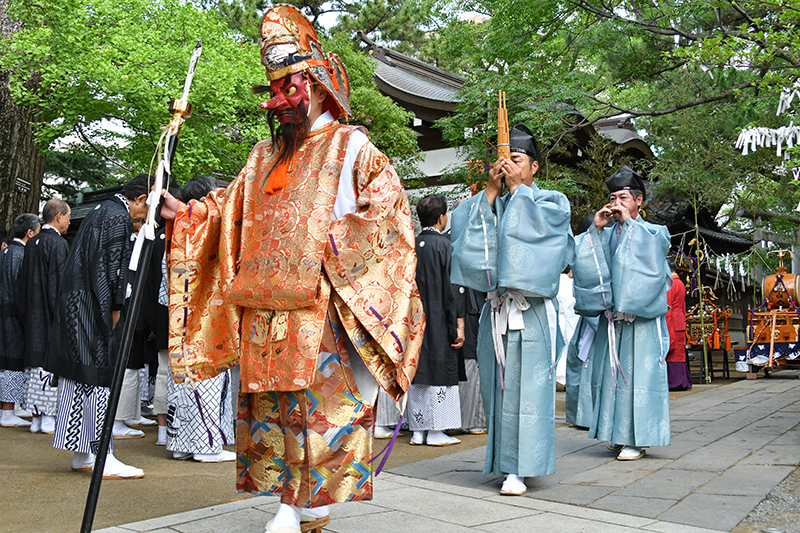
[646,199,753,254]
[358,32,463,123]
[595,115,654,160]
[358,34,655,163]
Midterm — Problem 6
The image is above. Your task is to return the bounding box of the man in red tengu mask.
[159,5,424,532]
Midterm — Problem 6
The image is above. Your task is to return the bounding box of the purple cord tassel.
[369,415,402,476]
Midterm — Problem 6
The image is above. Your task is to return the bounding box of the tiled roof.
[373,60,462,105]
[646,200,752,254]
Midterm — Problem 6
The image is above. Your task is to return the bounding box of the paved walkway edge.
[95,472,721,533]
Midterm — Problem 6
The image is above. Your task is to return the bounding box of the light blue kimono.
[451,183,573,477]
[565,315,599,428]
[572,217,671,447]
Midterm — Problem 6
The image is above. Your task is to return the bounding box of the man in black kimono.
[407,194,465,446]
[456,284,487,434]
[17,199,71,434]
[0,213,40,427]
[48,174,149,479]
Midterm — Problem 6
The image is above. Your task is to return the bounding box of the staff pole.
[80,40,202,532]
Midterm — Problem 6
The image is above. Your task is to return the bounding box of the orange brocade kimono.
[168,122,424,506]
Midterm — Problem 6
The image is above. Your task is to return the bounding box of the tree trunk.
[0,0,45,231]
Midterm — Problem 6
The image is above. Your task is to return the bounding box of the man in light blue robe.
[565,315,599,429]
[450,125,573,495]
[572,166,671,461]
[564,215,599,430]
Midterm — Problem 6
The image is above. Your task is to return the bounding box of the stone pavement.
[96,372,800,533]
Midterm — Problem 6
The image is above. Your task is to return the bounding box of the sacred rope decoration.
[734,83,800,211]
[736,83,800,158]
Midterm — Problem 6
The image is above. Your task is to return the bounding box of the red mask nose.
[264,92,289,110]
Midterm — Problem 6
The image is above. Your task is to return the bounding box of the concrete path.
[95,372,800,533]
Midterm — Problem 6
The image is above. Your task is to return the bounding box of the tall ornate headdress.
[260,4,351,121]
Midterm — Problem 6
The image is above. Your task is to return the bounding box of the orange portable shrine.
[750,266,800,344]
[743,266,800,371]
[734,250,800,375]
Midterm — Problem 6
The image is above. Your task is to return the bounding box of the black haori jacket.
[0,241,27,371]
[46,197,132,387]
[16,227,69,369]
[412,228,463,386]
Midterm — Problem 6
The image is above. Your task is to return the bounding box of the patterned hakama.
[236,317,374,507]
[166,369,233,455]
[139,365,155,405]
[53,378,113,454]
[565,349,596,429]
[406,384,461,431]
[459,359,485,431]
[0,370,26,403]
[23,367,59,416]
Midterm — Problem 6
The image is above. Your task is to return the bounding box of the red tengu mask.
[261,72,310,125]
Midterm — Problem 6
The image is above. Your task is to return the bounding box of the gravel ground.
[733,453,800,533]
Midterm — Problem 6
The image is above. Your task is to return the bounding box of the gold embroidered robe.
[168,121,423,401]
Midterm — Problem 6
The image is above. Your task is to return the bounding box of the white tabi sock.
[425,430,460,445]
[506,473,524,485]
[267,503,301,531]
[71,452,95,470]
[40,415,56,433]
[294,504,329,520]
[1,409,31,427]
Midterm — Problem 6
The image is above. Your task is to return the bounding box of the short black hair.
[121,174,153,200]
[41,198,70,224]
[667,256,677,273]
[416,194,448,228]
[576,213,594,235]
[180,175,222,202]
[12,213,40,239]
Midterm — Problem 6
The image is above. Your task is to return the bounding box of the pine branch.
[75,125,133,173]
[586,81,753,118]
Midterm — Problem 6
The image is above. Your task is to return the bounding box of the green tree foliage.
[43,149,117,199]
[218,0,269,41]
[286,0,457,62]
[324,32,418,160]
[435,0,796,219]
[1,0,419,190]
[2,0,267,184]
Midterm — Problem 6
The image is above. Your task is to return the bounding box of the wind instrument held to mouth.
[497,90,510,159]
[497,90,510,189]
